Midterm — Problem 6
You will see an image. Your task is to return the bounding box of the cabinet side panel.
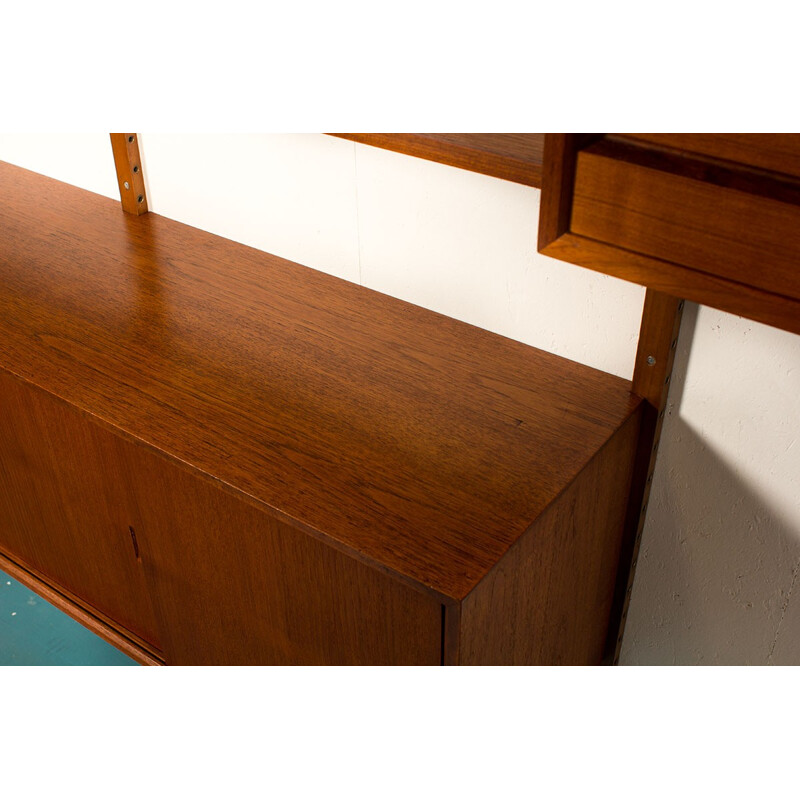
[0,369,162,648]
[119,439,442,665]
[459,410,641,665]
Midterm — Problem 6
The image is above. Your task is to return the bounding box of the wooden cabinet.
[121,439,443,665]
[0,371,161,652]
[0,158,643,665]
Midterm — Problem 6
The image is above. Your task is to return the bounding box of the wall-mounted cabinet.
[0,159,641,665]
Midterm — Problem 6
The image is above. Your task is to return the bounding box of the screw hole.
[133,165,139,173]
[128,135,134,143]
[137,195,144,204]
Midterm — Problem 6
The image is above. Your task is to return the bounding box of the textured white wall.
[1,133,798,664]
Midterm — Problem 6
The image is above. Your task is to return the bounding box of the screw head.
[646,355,656,366]
[123,181,130,190]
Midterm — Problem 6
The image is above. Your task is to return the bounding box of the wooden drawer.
[571,137,800,303]
[623,133,800,180]
[539,134,800,335]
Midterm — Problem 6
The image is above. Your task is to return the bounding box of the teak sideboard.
[1,133,797,665]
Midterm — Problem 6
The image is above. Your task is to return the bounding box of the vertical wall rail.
[110,133,148,215]
[603,289,684,663]
[537,134,686,664]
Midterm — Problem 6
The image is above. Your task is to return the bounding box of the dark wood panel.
[457,410,641,665]
[604,291,684,664]
[0,369,162,649]
[329,133,544,187]
[571,148,800,302]
[0,160,640,602]
[624,133,800,180]
[540,231,800,336]
[117,434,442,665]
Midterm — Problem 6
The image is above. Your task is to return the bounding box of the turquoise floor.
[0,569,137,666]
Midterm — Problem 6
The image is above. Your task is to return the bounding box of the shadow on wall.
[620,303,800,665]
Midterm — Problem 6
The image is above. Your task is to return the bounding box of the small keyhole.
[129,526,141,560]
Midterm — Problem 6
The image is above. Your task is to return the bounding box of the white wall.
[1,133,798,664]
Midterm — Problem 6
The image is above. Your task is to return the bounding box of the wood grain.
[623,133,800,179]
[0,160,641,603]
[0,368,162,649]
[537,134,601,248]
[116,432,442,665]
[572,145,800,302]
[109,133,148,215]
[603,290,684,664]
[456,410,642,665]
[328,133,545,187]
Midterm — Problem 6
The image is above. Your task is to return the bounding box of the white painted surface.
[139,134,361,284]
[620,305,800,664]
[0,134,119,200]
[2,133,798,664]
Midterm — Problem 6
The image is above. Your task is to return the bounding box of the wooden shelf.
[328,133,545,188]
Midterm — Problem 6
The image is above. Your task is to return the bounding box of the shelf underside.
[0,160,638,600]
[328,133,545,188]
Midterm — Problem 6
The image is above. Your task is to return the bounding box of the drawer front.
[119,437,443,665]
[623,133,800,180]
[0,369,162,650]
[571,143,800,303]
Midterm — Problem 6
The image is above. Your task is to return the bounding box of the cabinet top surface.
[0,161,640,600]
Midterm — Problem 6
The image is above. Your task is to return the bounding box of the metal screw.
[133,165,139,173]
[123,181,130,190]
[137,195,144,204]
[646,355,656,366]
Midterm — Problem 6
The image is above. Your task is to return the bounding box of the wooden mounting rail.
[604,290,684,663]
[110,133,148,215]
